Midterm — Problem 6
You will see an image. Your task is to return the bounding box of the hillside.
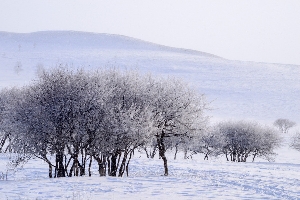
[0,31,299,124]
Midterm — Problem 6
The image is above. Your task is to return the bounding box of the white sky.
[1,0,300,65]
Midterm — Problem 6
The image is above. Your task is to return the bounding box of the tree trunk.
[54,158,58,178]
[157,132,168,176]
[107,157,111,175]
[116,152,122,172]
[237,153,241,162]
[93,155,106,176]
[88,155,92,177]
[174,145,178,160]
[69,160,74,177]
[48,163,53,178]
[252,153,257,162]
[74,154,79,176]
[118,151,128,177]
[232,150,236,162]
[110,153,117,176]
[64,155,68,175]
[0,133,9,152]
[65,156,73,177]
[68,154,78,177]
[151,144,158,158]
[184,149,188,159]
[78,162,85,176]
[41,154,54,178]
[225,152,229,161]
[144,147,149,158]
[81,148,86,176]
[204,154,209,160]
[126,150,133,177]
[99,155,106,176]
[244,153,248,162]
[56,153,66,177]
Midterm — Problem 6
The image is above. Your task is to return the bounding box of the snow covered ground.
[0,132,299,200]
[0,146,299,199]
[0,31,300,199]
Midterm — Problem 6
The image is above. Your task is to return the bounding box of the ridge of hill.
[0,31,220,58]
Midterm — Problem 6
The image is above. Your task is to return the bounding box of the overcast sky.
[1,0,300,65]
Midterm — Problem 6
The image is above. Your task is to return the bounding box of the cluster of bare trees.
[0,68,208,177]
[193,121,282,162]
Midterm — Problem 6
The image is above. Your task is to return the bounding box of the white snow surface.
[0,133,300,200]
[1,159,300,200]
[0,31,299,124]
[0,31,300,199]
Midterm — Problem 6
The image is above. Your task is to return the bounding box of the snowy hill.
[0,31,299,125]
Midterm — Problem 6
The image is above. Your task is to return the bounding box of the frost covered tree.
[213,121,281,162]
[3,67,208,178]
[274,118,296,134]
[9,69,83,177]
[0,88,22,153]
[89,72,208,176]
[290,131,300,151]
[0,89,9,152]
[191,128,225,160]
[88,70,153,177]
[143,78,208,175]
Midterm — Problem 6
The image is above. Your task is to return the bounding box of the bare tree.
[274,118,296,134]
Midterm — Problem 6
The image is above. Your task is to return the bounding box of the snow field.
[1,139,299,200]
